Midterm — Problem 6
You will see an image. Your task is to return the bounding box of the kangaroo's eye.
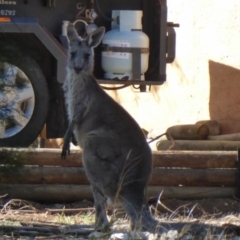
[84,53,90,59]
[70,52,76,58]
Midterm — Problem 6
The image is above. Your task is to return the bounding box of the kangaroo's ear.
[86,27,105,48]
[67,24,80,44]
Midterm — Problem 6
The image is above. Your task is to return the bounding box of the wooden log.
[0,166,89,185]
[150,169,237,187]
[148,186,236,200]
[157,140,240,151]
[152,151,237,169]
[0,184,93,202]
[0,184,235,202]
[166,124,209,140]
[237,149,240,198]
[0,166,237,187]
[0,148,82,166]
[1,148,237,169]
[208,133,240,141]
[196,120,221,136]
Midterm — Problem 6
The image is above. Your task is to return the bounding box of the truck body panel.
[0,0,176,145]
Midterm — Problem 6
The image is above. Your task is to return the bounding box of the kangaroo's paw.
[61,120,75,159]
[61,140,70,159]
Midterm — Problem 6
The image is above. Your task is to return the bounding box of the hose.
[95,0,113,21]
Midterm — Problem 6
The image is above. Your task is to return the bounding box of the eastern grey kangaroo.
[62,23,158,232]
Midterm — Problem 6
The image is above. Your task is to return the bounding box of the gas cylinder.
[101,10,149,80]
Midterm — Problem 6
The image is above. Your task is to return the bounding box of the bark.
[150,168,237,187]
[152,151,237,168]
[166,124,209,140]
[196,120,221,136]
[0,166,237,187]
[157,140,240,151]
[1,149,237,168]
[0,184,236,202]
[0,166,88,184]
[208,133,240,141]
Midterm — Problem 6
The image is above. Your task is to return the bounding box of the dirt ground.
[0,197,240,239]
[157,197,240,217]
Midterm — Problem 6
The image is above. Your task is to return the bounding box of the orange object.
[0,17,11,22]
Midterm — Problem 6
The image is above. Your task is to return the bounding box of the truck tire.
[0,48,49,147]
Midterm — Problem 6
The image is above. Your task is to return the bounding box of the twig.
[2,209,42,214]
[0,194,8,199]
[20,222,60,228]
[0,225,95,237]
[168,203,192,220]
[45,207,95,214]
[155,191,174,214]
[186,203,198,220]
[1,199,39,213]
[147,132,166,144]
[168,134,176,150]
[1,225,59,234]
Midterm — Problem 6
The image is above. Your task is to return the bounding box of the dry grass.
[0,198,240,239]
[0,199,95,226]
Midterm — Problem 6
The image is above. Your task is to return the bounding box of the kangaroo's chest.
[64,73,90,120]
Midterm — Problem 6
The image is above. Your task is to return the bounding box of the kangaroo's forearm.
[61,120,76,159]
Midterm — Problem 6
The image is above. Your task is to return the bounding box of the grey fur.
[62,23,159,232]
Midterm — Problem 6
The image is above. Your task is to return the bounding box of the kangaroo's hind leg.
[119,187,159,233]
[82,136,127,230]
[91,185,109,231]
[82,143,117,231]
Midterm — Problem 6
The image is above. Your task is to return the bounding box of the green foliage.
[0,148,31,166]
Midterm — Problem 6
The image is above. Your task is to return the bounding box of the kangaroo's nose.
[74,66,82,74]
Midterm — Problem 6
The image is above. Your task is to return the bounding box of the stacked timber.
[0,148,238,202]
[157,140,240,151]
[157,120,240,151]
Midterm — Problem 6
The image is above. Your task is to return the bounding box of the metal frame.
[0,17,67,83]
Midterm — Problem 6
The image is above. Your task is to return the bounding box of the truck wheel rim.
[0,62,35,138]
